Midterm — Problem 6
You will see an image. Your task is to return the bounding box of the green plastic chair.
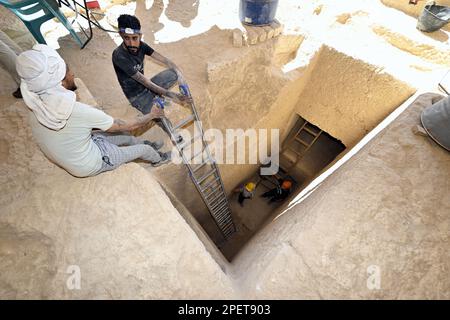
[0,0,84,47]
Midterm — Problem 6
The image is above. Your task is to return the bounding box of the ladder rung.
[221,218,234,226]
[206,191,224,204]
[224,230,235,237]
[190,148,205,162]
[215,207,231,219]
[212,204,229,218]
[205,186,221,199]
[212,205,229,219]
[200,177,220,192]
[217,211,233,224]
[223,224,236,238]
[173,114,195,131]
[193,161,209,173]
[222,217,234,225]
[221,220,235,230]
[221,221,234,229]
[198,169,216,184]
[222,221,235,229]
[180,134,202,150]
[294,137,310,147]
[287,146,304,156]
[210,196,227,209]
[303,126,320,137]
[224,232,234,239]
[213,201,229,215]
[210,198,227,211]
[211,198,228,212]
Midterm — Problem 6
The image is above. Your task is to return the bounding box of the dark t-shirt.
[112,41,154,100]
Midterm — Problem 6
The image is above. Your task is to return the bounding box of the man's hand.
[165,91,193,107]
[150,105,165,118]
[106,108,164,133]
[176,93,193,107]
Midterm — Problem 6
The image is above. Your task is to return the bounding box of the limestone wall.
[294,46,415,147]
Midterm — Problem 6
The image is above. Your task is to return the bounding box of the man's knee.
[132,101,152,114]
[151,69,178,89]
[166,68,178,81]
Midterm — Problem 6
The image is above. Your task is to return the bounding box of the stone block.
[412,125,428,137]
[244,26,259,45]
[254,26,267,42]
[74,78,99,108]
[232,29,243,47]
[263,25,275,39]
[270,19,283,37]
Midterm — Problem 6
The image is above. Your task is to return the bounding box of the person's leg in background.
[238,192,247,207]
[261,188,277,198]
[268,195,280,203]
[0,30,22,98]
[129,69,183,142]
[150,68,178,90]
[130,69,178,115]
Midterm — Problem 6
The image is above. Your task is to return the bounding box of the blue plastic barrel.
[239,0,279,26]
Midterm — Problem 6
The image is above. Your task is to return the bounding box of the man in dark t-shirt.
[112,14,191,139]
[112,41,155,102]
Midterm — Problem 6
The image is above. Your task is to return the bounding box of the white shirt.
[29,102,114,177]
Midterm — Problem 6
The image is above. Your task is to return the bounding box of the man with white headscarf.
[16,44,171,178]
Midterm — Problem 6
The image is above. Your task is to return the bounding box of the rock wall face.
[295,46,415,147]
[231,93,450,299]
[0,99,235,299]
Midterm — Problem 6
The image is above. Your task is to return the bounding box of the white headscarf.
[16,44,75,130]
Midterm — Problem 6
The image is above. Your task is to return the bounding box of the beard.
[126,46,139,54]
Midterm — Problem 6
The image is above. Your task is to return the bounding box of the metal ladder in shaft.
[155,84,236,240]
[282,120,323,169]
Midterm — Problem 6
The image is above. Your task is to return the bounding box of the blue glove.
[179,84,191,97]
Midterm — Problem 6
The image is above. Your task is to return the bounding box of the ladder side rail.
[190,107,233,224]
